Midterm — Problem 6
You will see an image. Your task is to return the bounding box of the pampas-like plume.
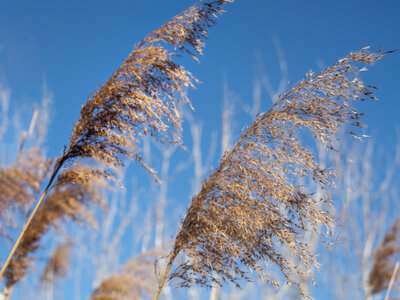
[154,47,386,298]
[369,217,400,295]
[0,148,49,237]
[87,247,167,300]
[59,0,232,179]
[0,0,231,280]
[40,242,73,284]
[4,165,107,289]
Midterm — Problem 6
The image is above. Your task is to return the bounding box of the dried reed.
[369,217,400,295]
[87,247,167,300]
[40,242,73,284]
[4,165,107,289]
[154,47,386,299]
[0,148,49,238]
[59,0,232,180]
[0,0,230,281]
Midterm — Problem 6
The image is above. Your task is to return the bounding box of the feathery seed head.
[369,218,400,295]
[4,165,108,287]
[87,247,168,300]
[0,148,49,237]
[169,47,385,294]
[61,0,231,181]
[41,242,73,284]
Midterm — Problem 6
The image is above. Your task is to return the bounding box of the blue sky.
[0,0,399,299]
[1,0,399,156]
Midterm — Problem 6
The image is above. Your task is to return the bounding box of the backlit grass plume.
[0,0,230,281]
[87,247,167,300]
[369,217,400,296]
[40,242,73,284]
[154,47,386,299]
[4,165,107,291]
[59,0,232,179]
[0,148,49,237]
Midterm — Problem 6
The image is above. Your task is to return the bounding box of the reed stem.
[384,261,399,300]
[153,251,178,300]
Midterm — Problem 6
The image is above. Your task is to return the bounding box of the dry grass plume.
[369,217,400,295]
[154,47,387,298]
[40,242,73,284]
[4,165,107,288]
[87,247,167,300]
[0,148,49,238]
[58,0,232,180]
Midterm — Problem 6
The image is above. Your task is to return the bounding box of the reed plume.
[4,165,107,289]
[369,217,400,295]
[0,148,49,237]
[154,47,386,298]
[0,0,231,280]
[87,247,167,300]
[59,0,232,179]
[40,242,73,284]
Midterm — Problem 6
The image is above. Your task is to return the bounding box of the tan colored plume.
[4,165,107,288]
[154,47,388,299]
[40,242,73,284]
[369,217,400,295]
[87,247,168,300]
[0,148,49,237]
[59,0,232,181]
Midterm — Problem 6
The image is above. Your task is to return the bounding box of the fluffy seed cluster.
[40,242,73,284]
[4,165,107,287]
[369,218,400,294]
[0,148,49,237]
[61,0,232,180]
[87,248,167,300]
[169,48,385,291]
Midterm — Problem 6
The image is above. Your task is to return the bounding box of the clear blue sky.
[0,1,399,299]
[1,0,399,156]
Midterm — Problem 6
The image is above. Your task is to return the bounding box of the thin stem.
[153,251,178,300]
[384,261,399,300]
[0,159,64,280]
